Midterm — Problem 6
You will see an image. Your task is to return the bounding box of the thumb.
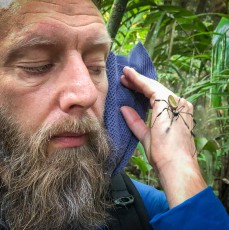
[120,106,149,144]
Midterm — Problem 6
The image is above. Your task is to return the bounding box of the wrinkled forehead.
[0,0,106,42]
[0,0,98,8]
[0,0,101,16]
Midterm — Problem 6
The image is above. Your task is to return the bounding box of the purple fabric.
[104,42,156,175]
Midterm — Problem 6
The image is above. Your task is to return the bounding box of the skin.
[0,0,207,211]
[120,67,207,207]
[0,0,111,155]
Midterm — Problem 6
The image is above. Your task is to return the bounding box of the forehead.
[0,0,98,9]
[0,0,110,47]
[0,0,103,25]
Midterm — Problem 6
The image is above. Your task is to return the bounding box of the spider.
[151,95,196,137]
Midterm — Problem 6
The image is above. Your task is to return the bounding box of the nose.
[56,54,98,114]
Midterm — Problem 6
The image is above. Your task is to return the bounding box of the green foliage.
[101,0,229,206]
[195,137,221,186]
[127,143,159,187]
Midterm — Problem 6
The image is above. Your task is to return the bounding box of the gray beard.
[0,108,113,230]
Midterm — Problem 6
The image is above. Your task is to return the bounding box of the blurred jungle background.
[94,0,229,212]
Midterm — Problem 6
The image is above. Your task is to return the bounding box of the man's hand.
[120,67,207,208]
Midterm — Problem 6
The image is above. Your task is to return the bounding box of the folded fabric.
[104,42,156,175]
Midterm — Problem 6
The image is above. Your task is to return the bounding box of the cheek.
[0,73,109,132]
[96,78,108,117]
[0,80,48,132]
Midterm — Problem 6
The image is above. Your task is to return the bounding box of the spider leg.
[177,96,182,105]
[151,107,169,128]
[180,111,194,117]
[154,99,169,109]
[179,111,196,136]
[175,96,183,110]
[192,148,197,158]
[179,113,196,137]
[155,99,169,104]
[167,109,171,119]
[193,118,197,129]
[166,108,175,133]
[179,113,190,129]
[151,99,171,127]
[176,106,185,120]
[177,106,185,113]
[191,119,197,137]
[155,99,172,119]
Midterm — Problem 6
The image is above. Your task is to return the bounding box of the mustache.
[33,115,103,143]
[0,113,105,164]
[23,114,106,161]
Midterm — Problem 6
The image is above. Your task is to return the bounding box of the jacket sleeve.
[150,187,229,230]
[133,180,229,230]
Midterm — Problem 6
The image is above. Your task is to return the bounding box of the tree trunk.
[208,0,228,26]
[209,0,228,14]
[164,0,172,5]
[196,0,208,14]
[106,0,129,41]
[179,0,188,8]
[92,0,102,8]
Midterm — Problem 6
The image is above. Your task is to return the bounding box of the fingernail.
[124,66,131,71]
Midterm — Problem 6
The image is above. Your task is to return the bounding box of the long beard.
[0,108,112,230]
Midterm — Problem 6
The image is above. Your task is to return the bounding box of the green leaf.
[195,137,208,152]
[202,140,220,154]
[131,156,150,175]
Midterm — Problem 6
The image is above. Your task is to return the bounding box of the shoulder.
[131,179,169,219]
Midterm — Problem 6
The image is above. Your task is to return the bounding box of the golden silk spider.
[151,95,196,137]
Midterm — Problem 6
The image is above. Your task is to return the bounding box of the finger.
[121,66,175,100]
[120,106,149,144]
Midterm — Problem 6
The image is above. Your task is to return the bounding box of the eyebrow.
[1,35,59,65]
[90,34,112,46]
[84,33,112,52]
[12,36,58,49]
[2,33,112,65]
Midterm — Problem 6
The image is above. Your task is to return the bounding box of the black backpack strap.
[0,221,8,230]
[108,171,152,230]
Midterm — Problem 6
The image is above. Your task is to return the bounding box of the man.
[0,0,228,229]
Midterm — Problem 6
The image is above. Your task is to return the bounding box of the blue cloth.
[132,181,229,230]
[104,42,156,175]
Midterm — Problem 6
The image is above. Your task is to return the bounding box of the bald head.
[0,0,15,9]
[0,0,101,30]
[0,0,108,61]
[0,0,99,9]
[0,0,22,42]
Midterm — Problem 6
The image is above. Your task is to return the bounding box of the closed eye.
[87,66,106,75]
[18,64,54,75]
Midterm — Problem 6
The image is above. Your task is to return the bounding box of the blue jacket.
[132,180,229,229]
[1,179,228,229]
